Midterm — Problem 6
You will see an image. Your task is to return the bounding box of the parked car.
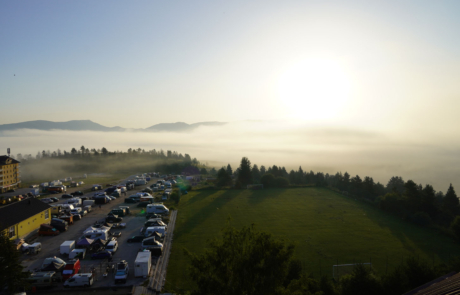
[38,224,60,236]
[61,194,73,199]
[7,189,15,193]
[114,260,129,284]
[41,198,52,204]
[106,216,123,223]
[71,191,84,196]
[71,213,82,221]
[91,251,112,260]
[50,197,59,203]
[127,235,145,243]
[108,196,116,201]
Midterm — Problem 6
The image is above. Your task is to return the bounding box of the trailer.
[134,251,151,277]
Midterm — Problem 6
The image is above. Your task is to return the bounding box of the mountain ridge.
[0,120,226,132]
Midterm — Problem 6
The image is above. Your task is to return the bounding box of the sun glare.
[278,58,351,121]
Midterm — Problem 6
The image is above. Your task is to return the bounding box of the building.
[0,155,21,193]
[0,198,51,240]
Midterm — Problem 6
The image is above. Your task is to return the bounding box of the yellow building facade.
[0,155,21,193]
[0,198,51,240]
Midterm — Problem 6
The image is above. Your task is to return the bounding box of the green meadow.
[166,188,460,291]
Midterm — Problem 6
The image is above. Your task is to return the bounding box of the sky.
[1,1,460,191]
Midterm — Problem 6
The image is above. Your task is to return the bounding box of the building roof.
[0,198,50,230]
[0,155,20,165]
[404,272,460,295]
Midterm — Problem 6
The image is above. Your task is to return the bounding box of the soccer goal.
[332,263,372,280]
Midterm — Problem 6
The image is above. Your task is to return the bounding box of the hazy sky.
[2,1,460,191]
[1,1,459,130]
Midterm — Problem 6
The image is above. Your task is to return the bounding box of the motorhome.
[83,227,110,240]
[67,198,82,206]
[28,271,59,289]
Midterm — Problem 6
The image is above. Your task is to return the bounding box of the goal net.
[332,263,372,281]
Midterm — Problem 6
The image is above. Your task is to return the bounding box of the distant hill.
[0,120,226,132]
[145,121,226,132]
[0,120,124,132]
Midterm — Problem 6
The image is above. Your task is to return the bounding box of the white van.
[106,240,118,253]
[144,226,166,237]
[146,204,169,215]
[64,273,93,288]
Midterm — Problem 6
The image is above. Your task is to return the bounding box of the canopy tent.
[92,238,107,246]
[41,261,65,272]
[76,238,94,247]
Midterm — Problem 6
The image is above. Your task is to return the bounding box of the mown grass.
[165,187,460,292]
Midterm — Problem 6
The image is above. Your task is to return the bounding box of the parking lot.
[20,177,170,290]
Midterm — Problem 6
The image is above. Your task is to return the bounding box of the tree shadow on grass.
[246,188,288,205]
[174,189,239,240]
[183,190,220,207]
[333,191,460,262]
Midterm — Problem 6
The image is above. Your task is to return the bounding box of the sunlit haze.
[1,1,460,191]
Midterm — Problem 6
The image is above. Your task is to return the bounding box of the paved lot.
[20,178,170,290]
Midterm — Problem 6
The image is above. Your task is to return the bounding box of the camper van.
[106,240,118,253]
[146,203,169,215]
[63,273,94,288]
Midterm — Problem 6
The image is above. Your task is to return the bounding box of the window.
[8,226,15,238]
[45,210,49,219]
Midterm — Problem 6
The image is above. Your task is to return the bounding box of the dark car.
[61,194,73,199]
[71,213,82,221]
[106,216,123,223]
[71,191,84,196]
[50,197,59,202]
[145,213,160,220]
[91,251,112,260]
[7,189,15,193]
[127,235,145,243]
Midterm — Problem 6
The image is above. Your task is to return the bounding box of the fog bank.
[1,121,458,193]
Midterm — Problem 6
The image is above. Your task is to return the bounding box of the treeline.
[15,147,203,182]
[17,146,200,165]
[209,157,460,233]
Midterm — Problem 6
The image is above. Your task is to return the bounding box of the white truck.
[134,251,151,277]
[60,241,75,255]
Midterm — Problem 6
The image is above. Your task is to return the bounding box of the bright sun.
[277,58,351,120]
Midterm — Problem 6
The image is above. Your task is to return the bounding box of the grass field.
[165,187,460,292]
